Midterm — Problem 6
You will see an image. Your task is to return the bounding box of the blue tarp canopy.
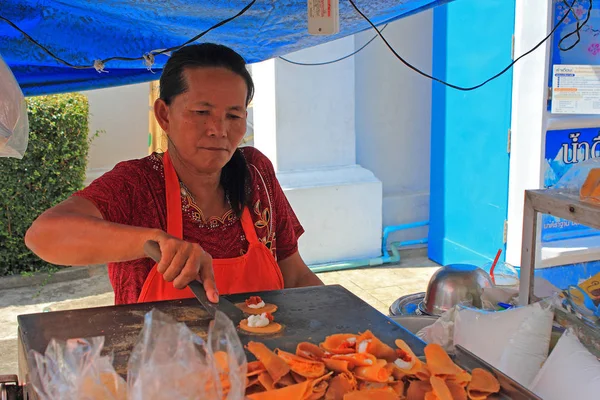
[1,0,452,96]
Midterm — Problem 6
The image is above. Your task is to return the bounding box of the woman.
[25,43,323,305]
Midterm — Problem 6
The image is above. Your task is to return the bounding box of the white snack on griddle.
[247,312,270,328]
[248,300,265,309]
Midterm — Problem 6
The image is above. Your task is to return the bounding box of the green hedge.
[0,93,92,276]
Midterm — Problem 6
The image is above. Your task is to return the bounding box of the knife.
[143,240,244,321]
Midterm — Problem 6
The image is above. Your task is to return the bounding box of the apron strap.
[241,207,259,245]
[163,151,184,239]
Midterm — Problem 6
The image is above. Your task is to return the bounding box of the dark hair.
[159,43,253,217]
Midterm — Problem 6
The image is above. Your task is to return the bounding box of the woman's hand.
[154,233,219,303]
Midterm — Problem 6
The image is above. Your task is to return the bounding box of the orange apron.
[137,151,284,303]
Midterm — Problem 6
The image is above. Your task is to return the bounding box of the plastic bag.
[29,337,127,400]
[530,329,600,400]
[29,309,247,400]
[416,287,520,352]
[453,301,554,388]
[127,309,247,400]
[0,53,28,158]
[416,306,458,353]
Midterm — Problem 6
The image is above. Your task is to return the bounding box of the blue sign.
[543,127,600,241]
[549,0,600,110]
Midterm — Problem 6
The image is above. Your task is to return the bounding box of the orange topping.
[265,312,274,322]
[396,348,412,362]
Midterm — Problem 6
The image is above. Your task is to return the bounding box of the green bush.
[0,93,92,276]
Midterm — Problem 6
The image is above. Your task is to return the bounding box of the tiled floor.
[316,248,439,315]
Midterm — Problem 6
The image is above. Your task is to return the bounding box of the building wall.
[354,11,433,247]
[83,83,150,184]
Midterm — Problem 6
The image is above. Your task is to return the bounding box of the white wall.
[354,11,433,246]
[83,83,150,184]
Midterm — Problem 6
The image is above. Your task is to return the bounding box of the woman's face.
[156,67,248,174]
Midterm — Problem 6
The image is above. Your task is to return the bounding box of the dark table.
[17,285,424,399]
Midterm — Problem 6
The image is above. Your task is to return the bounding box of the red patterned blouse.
[73,147,304,305]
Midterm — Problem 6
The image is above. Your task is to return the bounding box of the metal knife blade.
[143,240,244,321]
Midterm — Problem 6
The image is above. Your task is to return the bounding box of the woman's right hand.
[153,233,219,303]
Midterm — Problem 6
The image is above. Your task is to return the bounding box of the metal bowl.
[423,264,493,316]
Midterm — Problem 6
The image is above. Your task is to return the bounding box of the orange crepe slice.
[390,380,406,397]
[325,372,357,400]
[247,376,260,389]
[353,364,392,383]
[323,358,351,374]
[343,387,398,400]
[276,349,327,378]
[357,381,388,391]
[407,380,433,400]
[330,353,377,368]
[446,381,468,400]
[291,371,308,383]
[306,372,333,400]
[356,330,397,362]
[320,334,358,354]
[424,343,463,376]
[247,379,312,400]
[446,370,472,388]
[240,319,284,334]
[236,302,279,315]
[424,392,439,400]
[297,342,326,360]
[467,368,500,399]
[275,373,297,388]
[246,342,290,384]
[247,361,267,377]
[430,376,453,400]
[257,372,275,391]
[395,339,424,375]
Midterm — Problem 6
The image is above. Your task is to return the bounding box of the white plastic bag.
[416,306,458,353]
[127,309,247,400]
[29,309,247,400]
[453,301,554,388]
[0,53,28,158]
[29,337,127,400]
[530,329,600,400]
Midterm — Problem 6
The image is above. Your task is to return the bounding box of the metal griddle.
[17,285,424,397]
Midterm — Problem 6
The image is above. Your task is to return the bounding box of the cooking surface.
[18,284,425,376]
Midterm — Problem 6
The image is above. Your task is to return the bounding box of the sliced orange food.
[246,342,290,384]
[467,368,500,399]
[353,363,392,383]
[275,349,327,378]
[247,379,311,400]
[356,330,397,362]
[406,380,433,400]
[395,339,424,374]
[297,342,326,360]
[325,372,357,400]
[320,334,358,354]
[330,353,378,369]
[344,387,398,400]
[424,343,463,376]
[247,361,267,377]
[323,358,351,374]
[446,381,468,400]
[430,376,453,400]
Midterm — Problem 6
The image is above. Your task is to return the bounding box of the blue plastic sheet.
[0,0,453,96]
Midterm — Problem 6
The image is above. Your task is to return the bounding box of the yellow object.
[580,168,600,202]
[579,271,600,305]
[148,81,167,154]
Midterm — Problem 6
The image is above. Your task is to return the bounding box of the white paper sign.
[551,65,600,114]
